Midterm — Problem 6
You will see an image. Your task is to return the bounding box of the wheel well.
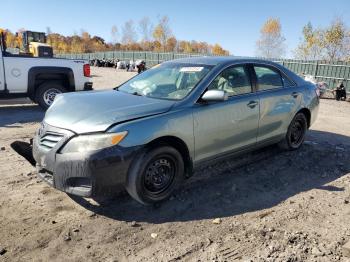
[31,74,70,101]
[147,136,193,177]
[28,67,75,100]
[35,74,70,90]
[297,108,311,128]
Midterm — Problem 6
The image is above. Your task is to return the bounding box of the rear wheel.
[35,82,66,110]
[125,146,184,205]
[278,113,307,150]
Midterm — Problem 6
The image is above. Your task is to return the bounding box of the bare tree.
[256,18,286,58]
[111,25,119,44]
[138,17,153,42]
[121,20,137,45]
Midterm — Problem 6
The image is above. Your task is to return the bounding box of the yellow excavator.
[19,31,53,57]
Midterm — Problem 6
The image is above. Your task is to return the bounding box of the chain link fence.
[55,51,350,91]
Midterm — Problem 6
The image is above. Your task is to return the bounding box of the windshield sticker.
[180,67,204,72]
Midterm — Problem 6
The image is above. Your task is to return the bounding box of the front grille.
[39,132,64,149]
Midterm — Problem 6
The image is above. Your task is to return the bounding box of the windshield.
[117,63,213,100]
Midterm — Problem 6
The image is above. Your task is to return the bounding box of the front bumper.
[83,82,93,91]
[33,124,140,197]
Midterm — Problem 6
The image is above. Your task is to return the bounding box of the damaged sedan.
[17,57,319,205]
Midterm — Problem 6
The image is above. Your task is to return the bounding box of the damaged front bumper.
[31,123,140,197]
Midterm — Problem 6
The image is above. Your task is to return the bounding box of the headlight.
[60,131,128,153]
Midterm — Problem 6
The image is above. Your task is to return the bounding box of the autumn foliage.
[1,16,230,56]
[256,18,286,58]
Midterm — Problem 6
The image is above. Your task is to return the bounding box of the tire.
[35,82,66,110]
[125,146,184,205]
[278,113,307,151]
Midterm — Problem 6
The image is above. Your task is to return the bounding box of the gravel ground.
[0,67,350,262]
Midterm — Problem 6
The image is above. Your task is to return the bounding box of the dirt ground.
[0,67,350,262]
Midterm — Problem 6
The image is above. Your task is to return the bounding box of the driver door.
[193,65,259,162]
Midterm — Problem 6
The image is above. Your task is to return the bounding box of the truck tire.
[125,146,184,205]
[35,82,66,110]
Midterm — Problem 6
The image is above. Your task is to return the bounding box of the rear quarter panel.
[301,82,320,127]
[257,82,319,144]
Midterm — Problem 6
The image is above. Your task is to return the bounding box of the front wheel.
[125,146,184,205]
[278,113,307,150]
[35,83,66,110]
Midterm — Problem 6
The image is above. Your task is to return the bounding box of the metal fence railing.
[55,51,350,91]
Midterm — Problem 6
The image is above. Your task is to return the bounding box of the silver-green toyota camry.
[30,57,319,205]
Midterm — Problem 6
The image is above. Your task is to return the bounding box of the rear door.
[252,64,301,144]
[193,64,260,162]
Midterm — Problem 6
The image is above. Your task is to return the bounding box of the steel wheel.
[143,156,176,196]
[125,146,184,205]
[36,83,66,110]
[43,88,62,106]
[279,112,307,150]
[290,119,304,147]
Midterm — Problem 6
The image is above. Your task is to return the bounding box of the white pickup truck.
[0,37,92,109]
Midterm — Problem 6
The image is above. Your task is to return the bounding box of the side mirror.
[201,90,228,102]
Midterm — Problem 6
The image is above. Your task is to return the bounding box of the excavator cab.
[20,31,53,57]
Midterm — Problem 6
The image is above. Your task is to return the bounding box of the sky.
[1,0,349,57]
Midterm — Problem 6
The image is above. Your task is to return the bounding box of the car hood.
[44,90,175,134]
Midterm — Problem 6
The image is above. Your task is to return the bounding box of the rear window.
[254,66,283,91]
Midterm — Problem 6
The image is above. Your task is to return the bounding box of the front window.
[208,65,252,96]
[117,63,213,100]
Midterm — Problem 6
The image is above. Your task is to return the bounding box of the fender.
[28,66,75,97]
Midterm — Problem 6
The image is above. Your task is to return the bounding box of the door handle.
[247,101,258,108]
[291,92,299,98]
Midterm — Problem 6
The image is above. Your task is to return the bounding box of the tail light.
[83,64,90,77]
[315,87,320,97]
[315,83,321,97]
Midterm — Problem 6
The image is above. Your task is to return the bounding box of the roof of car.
[165,56,281,66]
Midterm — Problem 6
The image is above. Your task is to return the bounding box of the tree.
[211,44,229,55]
[81,30,91,52]
[256,18,286,58]
[197,42,210,53]
[166,37,177,52]
[294,22,323,60]
[111,25,119,44]
[294,19,350,61]
[322,18,348,61]
[0,17,230,55]
[121,20,137,46]
[178,41,192,53]
[153,16,172,51]
[138,17,153,42]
